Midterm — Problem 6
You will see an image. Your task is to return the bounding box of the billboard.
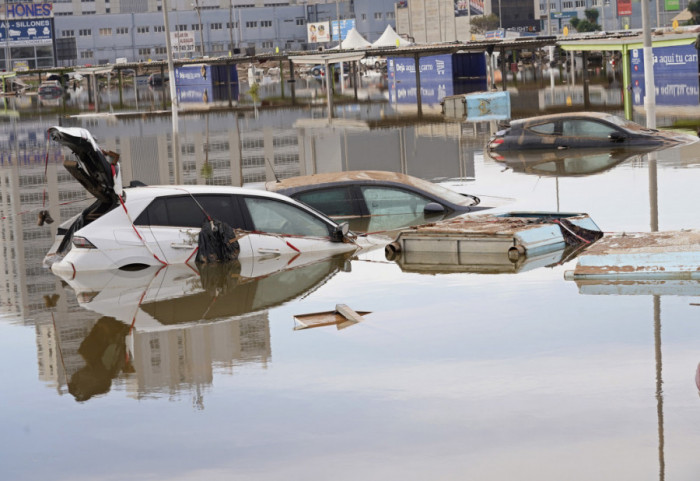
[0,19,52,45]
[455,0,484,16]
[331,19,355,41]
[0,2,53,18]
[170,31,196,54]
[307,21,330,43]
[388,53,487,106]
[665,0,679,10]
[630,45,699,106]
[617,0,632,16]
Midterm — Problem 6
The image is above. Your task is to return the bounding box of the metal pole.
[163,0,181,184]
[498,0,502,29]
[229,0,235,53]
[335,0,342,49]
[325,59,332,122]
[641,0,656,128]
[195,0,205,57]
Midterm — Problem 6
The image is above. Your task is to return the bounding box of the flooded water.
[4,68,700,480]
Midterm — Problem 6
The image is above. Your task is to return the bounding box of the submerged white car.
[45,127,374,275]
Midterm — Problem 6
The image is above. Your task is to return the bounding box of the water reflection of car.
[58,254,351,401]
[38,80,63,98]
[486,112,697,154]
[59,252,353,327]
[266,171,490,232]
[147,73,168,86]
[489,147,649,177]
[44,127,385,274]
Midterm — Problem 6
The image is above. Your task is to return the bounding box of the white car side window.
[244,197,330,237]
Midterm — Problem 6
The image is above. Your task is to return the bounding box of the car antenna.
[266,157,281,183]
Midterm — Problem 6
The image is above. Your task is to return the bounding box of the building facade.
[1,0,396,69]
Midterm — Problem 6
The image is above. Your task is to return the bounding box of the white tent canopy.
[372,25,413,48]
[337,27,372,50]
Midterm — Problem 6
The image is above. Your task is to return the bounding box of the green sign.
[665,0,679,11]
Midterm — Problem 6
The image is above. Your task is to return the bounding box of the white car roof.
[125,184,294,202]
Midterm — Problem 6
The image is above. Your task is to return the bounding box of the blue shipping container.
[387,53,487,106]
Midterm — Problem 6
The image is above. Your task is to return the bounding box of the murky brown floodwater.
[3,67,700,480]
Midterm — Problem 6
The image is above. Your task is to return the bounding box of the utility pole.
[229,0,235,52]
[194,0,205,57]
[641,0,656,128]
[162,0,181,184]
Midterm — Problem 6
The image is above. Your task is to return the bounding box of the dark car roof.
[266,170,479,208]
[510,112,617,128]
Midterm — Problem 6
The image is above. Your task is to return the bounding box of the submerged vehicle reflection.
[488,147,648,177]
[58,251,355,327]
[57,252,353,401]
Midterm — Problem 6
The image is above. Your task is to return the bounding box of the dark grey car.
[487,112,697,154]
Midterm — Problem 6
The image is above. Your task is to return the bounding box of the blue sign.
[4,3,52,18]
[331,19,356,41]
[388,53,486,106]
[0,19,52,44]
[630,44,699,106]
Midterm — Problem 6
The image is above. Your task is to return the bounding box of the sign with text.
[331,19,355,41]
[170,31,195,54]
[617,0,632,16]
[664,0,679,10]
[307,21,330,43]
[0,2,53,19]
[630,45,699,106]
[0,19,52,45]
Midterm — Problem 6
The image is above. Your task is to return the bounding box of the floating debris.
[294,304,371,331]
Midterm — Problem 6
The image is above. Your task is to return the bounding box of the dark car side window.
[562,120,617,138]
[294,187,358,217]
[135,194,242,228]
[360,186,432,215]
[527,122,557,135]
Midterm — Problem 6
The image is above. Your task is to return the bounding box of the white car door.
[140,194,252,265]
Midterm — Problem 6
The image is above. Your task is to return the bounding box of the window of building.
[261,20,272,27]
[246,21,258,28]
[296,18,305,25]
[99,28,112,36]
[80,50,94,59]
[227,21,239,28]
[137,26,150,34]
[262,41,273,48]
[374,12,382,19]
[116,27,128,35]
[562,1,573,7]
[139,48,151,55]
[386,12,395,19]
[211,22,222,30]
[192,24,200,31]
[176,24,187,31]
[361,13,367,20]
[61,30,74,37]
[79,28,92,36]
[155,47,167,54]
[575,0,585,6]
[154,25,165,33]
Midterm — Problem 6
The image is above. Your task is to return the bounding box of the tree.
[584,8,599,24]
[689,0,700,24]
[470,14,501,35]
[568,15,601,32]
